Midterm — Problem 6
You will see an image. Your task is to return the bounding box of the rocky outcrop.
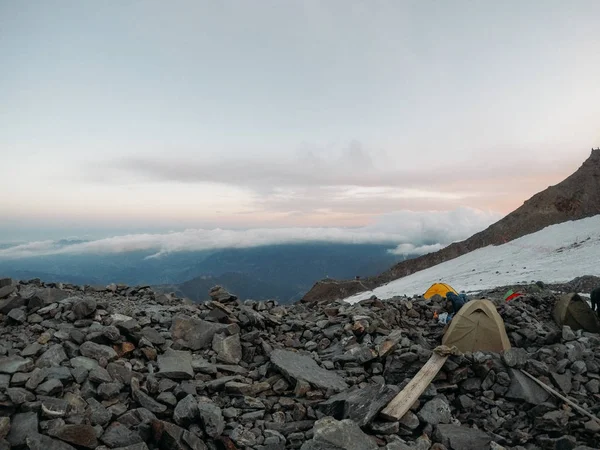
[303,149,600,303]
[0,278,598,449]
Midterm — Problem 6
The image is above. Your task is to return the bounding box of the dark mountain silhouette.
[302,148,600,303]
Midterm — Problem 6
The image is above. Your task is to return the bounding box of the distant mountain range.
[303,148,600,303]
[0,243,406,304]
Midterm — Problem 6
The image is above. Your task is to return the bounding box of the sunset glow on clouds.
[1,1,599,244]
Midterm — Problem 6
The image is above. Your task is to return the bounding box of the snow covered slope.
[344,215,600,303]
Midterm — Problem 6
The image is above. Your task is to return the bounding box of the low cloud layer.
[0,207,500,259]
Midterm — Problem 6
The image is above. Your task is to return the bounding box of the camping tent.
[553,293,600,333]
[424,283,457,300]
[442,299,511,353]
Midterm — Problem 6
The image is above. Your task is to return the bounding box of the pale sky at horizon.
[1,1,599,243]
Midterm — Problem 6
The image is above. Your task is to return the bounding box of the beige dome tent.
[553,293,600,333]
[442,299,511,353]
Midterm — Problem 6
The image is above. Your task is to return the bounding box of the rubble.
[0,278,598,449]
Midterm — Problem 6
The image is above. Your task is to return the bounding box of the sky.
[1,1,599,247]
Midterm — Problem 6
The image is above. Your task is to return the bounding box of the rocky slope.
[303,149,600,303]
[0,278,599,450]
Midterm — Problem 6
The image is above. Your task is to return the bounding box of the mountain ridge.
[302,148,600,303]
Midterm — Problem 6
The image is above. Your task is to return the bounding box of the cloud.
[0,207,501,259]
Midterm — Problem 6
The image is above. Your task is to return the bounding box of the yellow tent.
[442,299,511,353]
[553,293,600,333]
[423,283,457,300]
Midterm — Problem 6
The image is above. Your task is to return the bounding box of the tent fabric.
[442,299,511,353]
[424,283,458,300]
[553,293,600,333]
[504,290,522,302]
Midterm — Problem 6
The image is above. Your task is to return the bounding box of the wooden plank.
[520,370,600,425]
[380,352,449,421]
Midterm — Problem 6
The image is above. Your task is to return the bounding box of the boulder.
[318,384,400,427]
[270,349,348,392]
[505,369,550,404]
[300,417,378,450]
[157,349,193,380]
[170,315,229,351]
[433,424,492,450]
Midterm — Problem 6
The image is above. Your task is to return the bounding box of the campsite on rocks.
[1,149,600,450]
[1,271,600,450]
[3,3,600,449]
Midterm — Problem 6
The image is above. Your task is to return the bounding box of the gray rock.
[87,398,113,426]
[170,314,229,351]
[501,348,529,368]
[132,386,167,414]
[39,396,71,418]
[141,328,166,346]
[230,426,258,447]
[70,356,100,371]
[0,284,16,300]
[22,342,43,357]
[157,348,193,379]
[0,417,9,440]
[550,371,572,394]
[79,341,118,362]
[197,400,225,438]
[418,397,452,425]
[173,394,199,426]
[0,294,25,314]
[151,419,208,450]
[6,387,35,405]
[7,307,26,323]
[27,288,70,310]
[98,382,123,399]
[300,417,378,450]
[107,362,133,385]
[7,412,39,447]
[49,424,98,448]
[36,378,63,396]
[26,433,77,450]
[101,422,144,448]
[562,326,576,341]
[212,333,242,364]
[89,367,113,384]
[270,349,348,392]
[72,297,97,319]
[318,383,400,427]
[117,408,157,428]
[433,424,492,450]
[505,369,550,404]
[37,344,68,367]
[0,355,34,374]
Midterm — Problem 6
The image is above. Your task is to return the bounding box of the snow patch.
[344,215,600,303]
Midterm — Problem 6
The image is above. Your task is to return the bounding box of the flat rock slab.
[506,369,550,404]
[300,417,378,450]
[7,412,39,447]
[170,315,229,351]
[157,349,194,380]
[26,433,77,450]
[79,341,118,362]
[270,349,348,392]
[433,424,492,450]
[0,356,34,374]
[318,384,400,427]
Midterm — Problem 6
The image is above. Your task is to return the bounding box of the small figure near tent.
[591,287,600,316]
[446,291,469,314]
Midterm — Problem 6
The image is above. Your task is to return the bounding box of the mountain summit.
[302,148,600,303]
